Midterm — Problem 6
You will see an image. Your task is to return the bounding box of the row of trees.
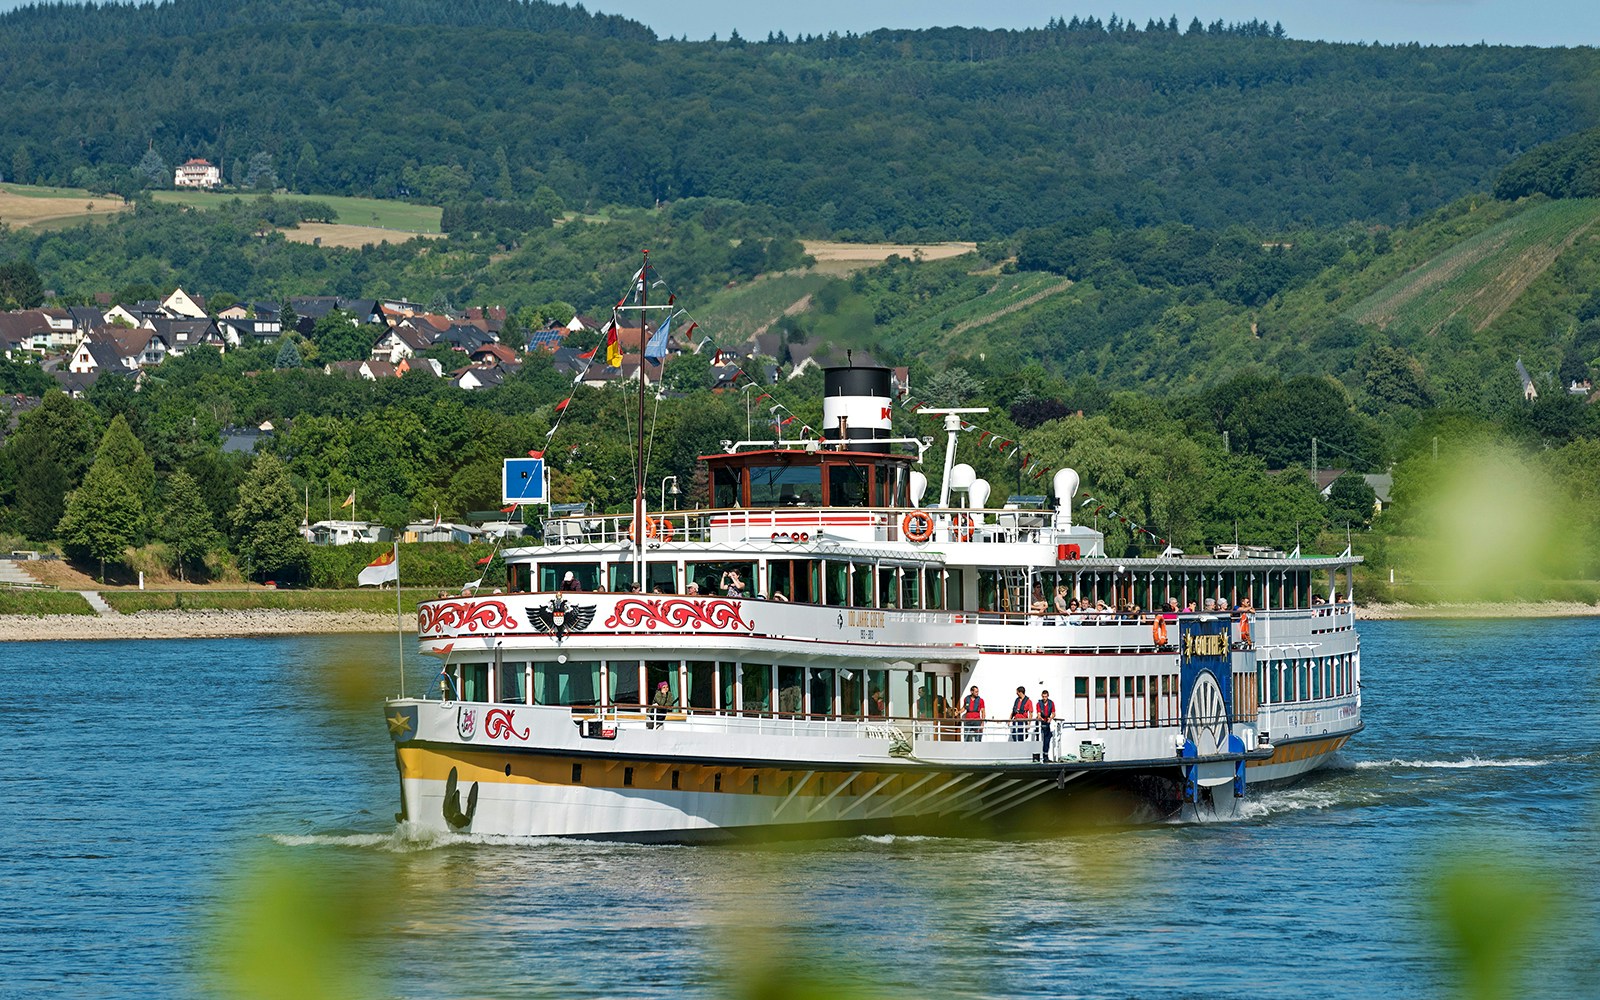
[2,0,1595,235]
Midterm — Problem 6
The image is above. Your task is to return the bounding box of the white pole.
[394,541,405,698]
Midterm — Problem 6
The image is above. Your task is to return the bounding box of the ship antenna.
[635,250,649,591]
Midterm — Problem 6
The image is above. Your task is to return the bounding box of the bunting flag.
[602,319,622,367]
[577,347,597,360]
[527,449,543,459]
[555,398,571,412]
[476,555,494,566]
[340,490,355,509]
[644,314,671,366]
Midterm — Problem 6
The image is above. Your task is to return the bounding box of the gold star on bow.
[386,711,413,737]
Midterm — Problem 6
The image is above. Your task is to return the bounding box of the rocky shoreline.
[0,608,413,642]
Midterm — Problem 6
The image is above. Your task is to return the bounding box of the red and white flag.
[357,547,398,587]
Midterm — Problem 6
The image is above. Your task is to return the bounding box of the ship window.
[851,562,875,607]
[828,465,870,507]
[750,465,821,507]
[823,561,848,606]
[499,661,528,704]
[507,563,530,594]
[868,669,891,718]
[688,561,755,598]
[532,660,599,706]
[713,466,740,507]
[879,464,908,508]
[460,662,490,702]
[624,767,634,787]
[741,663,772,715]
[608,660,642,706]
[945,569,964,610]
[688,661,716,710]
[768,559,818,603]
[540,562,600,592]
[778,666,804,716]
[809,667,836,717]
[608,562,675,593]
[879,567,900,608]
[924,569,943,609]
[840,668,865,718]
[647,660,679,706]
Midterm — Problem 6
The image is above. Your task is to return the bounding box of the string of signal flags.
[516,258,1173,547]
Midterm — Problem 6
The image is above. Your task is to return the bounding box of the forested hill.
[2,0,1597,238]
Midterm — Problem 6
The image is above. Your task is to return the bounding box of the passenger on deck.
[686,582,701,596]
[560,571,581,592]
[721,569,745,598]
[1029,586,1049,616]
[1054,586,1071,614]
[769,590,789,602]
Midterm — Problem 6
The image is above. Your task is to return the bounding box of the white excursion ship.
[383,354,1364,842]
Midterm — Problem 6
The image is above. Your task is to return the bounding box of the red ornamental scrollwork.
[604,598,755,632]
[484,708,530,742]
[417,600,520,635]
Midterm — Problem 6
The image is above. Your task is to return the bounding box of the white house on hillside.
[174,158,221,189]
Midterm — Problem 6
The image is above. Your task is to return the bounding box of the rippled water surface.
[2,620,1597,998]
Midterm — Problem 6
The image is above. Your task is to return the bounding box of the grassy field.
[280,222,445,248]
[0,589,95,616]
[150,190,442,233]
[1347,198,1600,335]
[102,589,432,614]
[0,184,129,227]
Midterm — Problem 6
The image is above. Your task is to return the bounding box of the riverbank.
[0,608,411,642]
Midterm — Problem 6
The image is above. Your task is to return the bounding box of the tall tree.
[161,469,219,582]
[134,145,167,189]
[0,259,44,309]
[4,390,102,540]
[56,459,140,582]
[230,454,308,582]
[93,414,156,540]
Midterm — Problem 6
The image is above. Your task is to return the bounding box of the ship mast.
[615,249,667,590]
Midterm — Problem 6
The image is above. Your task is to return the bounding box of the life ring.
[626,516,658,542]
[952,513,975,542]
[902,510,935,543]
[656,519,674,543]
[1152,617,1168,646]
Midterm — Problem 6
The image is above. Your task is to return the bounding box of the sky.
[0,0,1593,47]
[585,0,1599,47]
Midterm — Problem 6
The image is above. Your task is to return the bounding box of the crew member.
[1009,686,1033,741]
[961,685,985,742]
[1036,689,1057,759]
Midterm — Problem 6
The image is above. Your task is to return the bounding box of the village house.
[173,158,222,189]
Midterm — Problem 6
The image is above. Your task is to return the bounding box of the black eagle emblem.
[527,597,596,639]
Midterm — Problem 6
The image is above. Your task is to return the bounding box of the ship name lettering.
[847,611,885,629]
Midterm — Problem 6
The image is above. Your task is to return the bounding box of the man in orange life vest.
[1036,689,1057,759]
[1009,686,1033,741]
[961,685,985,742]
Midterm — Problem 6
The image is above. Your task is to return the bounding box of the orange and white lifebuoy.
[1152,617,1169,647]
[952,513,975,542]
[626,516,658,542]
[902,510,935,543]
[656,519,675,543]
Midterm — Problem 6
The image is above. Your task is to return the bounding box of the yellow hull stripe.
[1245,734,1350,769]
[398,745,934,799]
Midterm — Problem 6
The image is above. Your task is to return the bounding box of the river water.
[1,619,1596,999]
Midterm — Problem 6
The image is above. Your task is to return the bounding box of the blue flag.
[644,314,671,366]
